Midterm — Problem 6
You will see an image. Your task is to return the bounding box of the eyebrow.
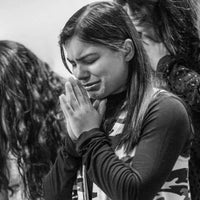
[67,53,97,63]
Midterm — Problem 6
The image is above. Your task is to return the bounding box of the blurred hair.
[195,0,200,38]
[0,40,65,199]
[59,1,154,153]
[116,0,200,73]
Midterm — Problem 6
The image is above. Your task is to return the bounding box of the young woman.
[43,2,192,200]
[115,0,200,199]
[0,40,65,200]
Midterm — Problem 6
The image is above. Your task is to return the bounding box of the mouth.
[82,81,100,91]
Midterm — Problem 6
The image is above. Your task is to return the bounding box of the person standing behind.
[0,40,65,200]
[43,2,192,200]
[115,0,200,199]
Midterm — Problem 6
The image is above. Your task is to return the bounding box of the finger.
[65,81,79,110]
[76,79,91,104]
[59,95,69,119]
[59,94,74,118]
[69,77,86,105]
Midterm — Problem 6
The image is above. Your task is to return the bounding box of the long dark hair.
[116,0,200,73]
[59,1,154,152]
[0,40,64,199]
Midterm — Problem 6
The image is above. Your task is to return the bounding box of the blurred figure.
[115,0,200,199]
[0,40,65,199]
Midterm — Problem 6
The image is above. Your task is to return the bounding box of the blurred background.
[0,0,107,77]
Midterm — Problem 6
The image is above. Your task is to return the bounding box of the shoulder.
[144,90,191,127]
[141,90,192,156]
[150,90,188,112]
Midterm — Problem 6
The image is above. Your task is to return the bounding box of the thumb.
[93,99,100,110]
[98,99,107,118]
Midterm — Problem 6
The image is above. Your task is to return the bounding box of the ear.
[123,38,135,62]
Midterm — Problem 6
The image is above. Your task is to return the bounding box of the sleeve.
[157,55,200,111]
[76,96,191,200]
[43,134,81,200]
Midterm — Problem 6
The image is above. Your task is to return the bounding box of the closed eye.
[68,60,77,68]
[71,63,77,68]
[82,57,97,65]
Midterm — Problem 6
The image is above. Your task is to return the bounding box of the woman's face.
[133,21,169,70]
[124,4,169,70]
[65,36,129,99]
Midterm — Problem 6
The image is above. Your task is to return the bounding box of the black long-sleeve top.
[157,55,200,199]
[43,91,192,200]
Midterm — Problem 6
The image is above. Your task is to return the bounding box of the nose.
[73,65,90,82]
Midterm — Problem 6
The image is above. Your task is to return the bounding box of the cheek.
[95,55,126,82]
[109,66,128,87]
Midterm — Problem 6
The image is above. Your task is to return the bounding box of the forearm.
[77,128,141,200]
